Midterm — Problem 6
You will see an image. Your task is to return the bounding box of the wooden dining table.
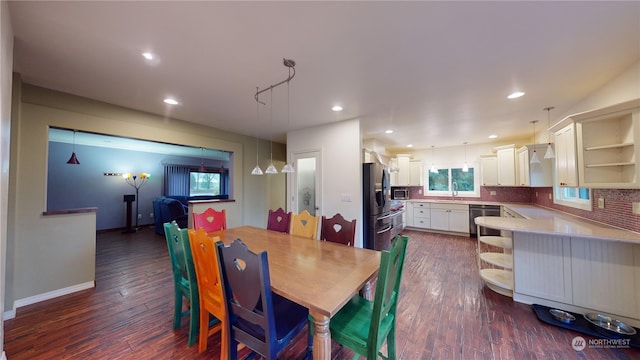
[207,225,381,360]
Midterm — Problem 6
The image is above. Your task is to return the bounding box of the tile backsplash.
[406,186,640,233]
[531,187,640,233]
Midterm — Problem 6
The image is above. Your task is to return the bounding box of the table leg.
[311,310,330,360]
[362,280,374,300]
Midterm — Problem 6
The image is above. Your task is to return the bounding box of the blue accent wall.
[47,142,229,231]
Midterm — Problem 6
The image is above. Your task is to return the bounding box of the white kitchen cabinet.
[516,145,553,187]
[513,232,573,304]
[480,155,498,186]
[395,154,411,186]
[496,145,516,186]
[575,102,640,188]
[409,160,423,186]
[430,203,469,233]
[571,237,640,319]
[410,202,430,229]
[389,157,399,186]
[550,99,640,188]
[554,123,578,187]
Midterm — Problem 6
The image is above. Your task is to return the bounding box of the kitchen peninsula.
[475,205,640,328]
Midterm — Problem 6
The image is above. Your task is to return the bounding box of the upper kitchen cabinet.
[393,154,422,186]
[554,123,578,187]
[409,160,423,186]
[389,157,399,185]
[576,101,640,188]
[496,144,516,186]
[552,99,640,189]
[516,145,553,187]
[480,155,498,186]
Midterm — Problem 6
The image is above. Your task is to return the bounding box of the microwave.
[392,188,409,200]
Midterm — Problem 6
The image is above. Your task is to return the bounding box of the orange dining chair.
[193,208,227,232]
[289,210,320,239]
[188,228,227,356]
[320,213,357,246]
[266,208,291,233]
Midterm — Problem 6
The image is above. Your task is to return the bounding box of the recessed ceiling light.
[331,105,343,112]
[507,91,525,99]
[385,129,394,134]
[142,52,154,60]
[164,98,179,105]
[407,144,413,148]
[488,134,498,139]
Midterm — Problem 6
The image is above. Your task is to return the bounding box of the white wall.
[564,61,640,117]
[0,0,13,354]
[287,119,363,246]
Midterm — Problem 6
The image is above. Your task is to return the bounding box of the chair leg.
[220,320,229,360]
[386,325,397,360]
[229,339,239,360]
[187,297,199,347]
[197,310,209,353]
[173,287,182,330]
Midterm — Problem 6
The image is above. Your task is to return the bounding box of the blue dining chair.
[163,221,199,347]
[215,238,309,360]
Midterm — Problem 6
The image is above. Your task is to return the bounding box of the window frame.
[189,171,223,197]
[554,186,592,211]
[424,163,480,198]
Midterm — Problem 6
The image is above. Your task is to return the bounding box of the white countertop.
[475,204,640,244]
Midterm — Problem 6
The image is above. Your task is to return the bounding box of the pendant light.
[281,60,296,173]
[530,120,541,164]
[265,88,278,174]
[198,147,206,172]
[430,146,438,173]
[66,130,80,164]
[462,142,469,172]
[251,87,264,175]
[544,106,555,159]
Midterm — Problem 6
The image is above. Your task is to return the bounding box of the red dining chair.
[193,208,226,232]
[266,208,291,233]
[320,213,356,246]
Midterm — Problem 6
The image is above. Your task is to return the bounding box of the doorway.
[291,150,322,216]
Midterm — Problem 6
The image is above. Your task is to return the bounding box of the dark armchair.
[153,196,188,234]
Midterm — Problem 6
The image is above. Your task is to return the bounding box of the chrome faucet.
[452,181,459,200]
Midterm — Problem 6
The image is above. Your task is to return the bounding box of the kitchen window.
[554,186,592,211]
[425,166,480,197]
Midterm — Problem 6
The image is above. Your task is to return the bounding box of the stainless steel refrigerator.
[363,162,393,250]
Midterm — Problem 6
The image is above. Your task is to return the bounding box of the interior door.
[292,150,322,216]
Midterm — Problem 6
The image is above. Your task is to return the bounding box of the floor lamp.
[123,173,150,230]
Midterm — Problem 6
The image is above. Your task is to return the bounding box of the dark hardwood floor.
[4,228,639,359]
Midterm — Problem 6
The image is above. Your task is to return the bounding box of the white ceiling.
[8,1,640,152]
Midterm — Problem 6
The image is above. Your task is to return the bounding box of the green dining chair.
[311,235,409,360]
[164,221,199,347]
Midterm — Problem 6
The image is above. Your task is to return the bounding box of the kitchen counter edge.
[475,204,640,244]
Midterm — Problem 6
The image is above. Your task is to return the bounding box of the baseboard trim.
[4,281,95,321]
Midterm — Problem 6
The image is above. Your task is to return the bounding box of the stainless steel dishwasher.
[469,204,501,237]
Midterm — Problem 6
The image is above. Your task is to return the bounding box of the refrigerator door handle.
[376,225,392,234]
